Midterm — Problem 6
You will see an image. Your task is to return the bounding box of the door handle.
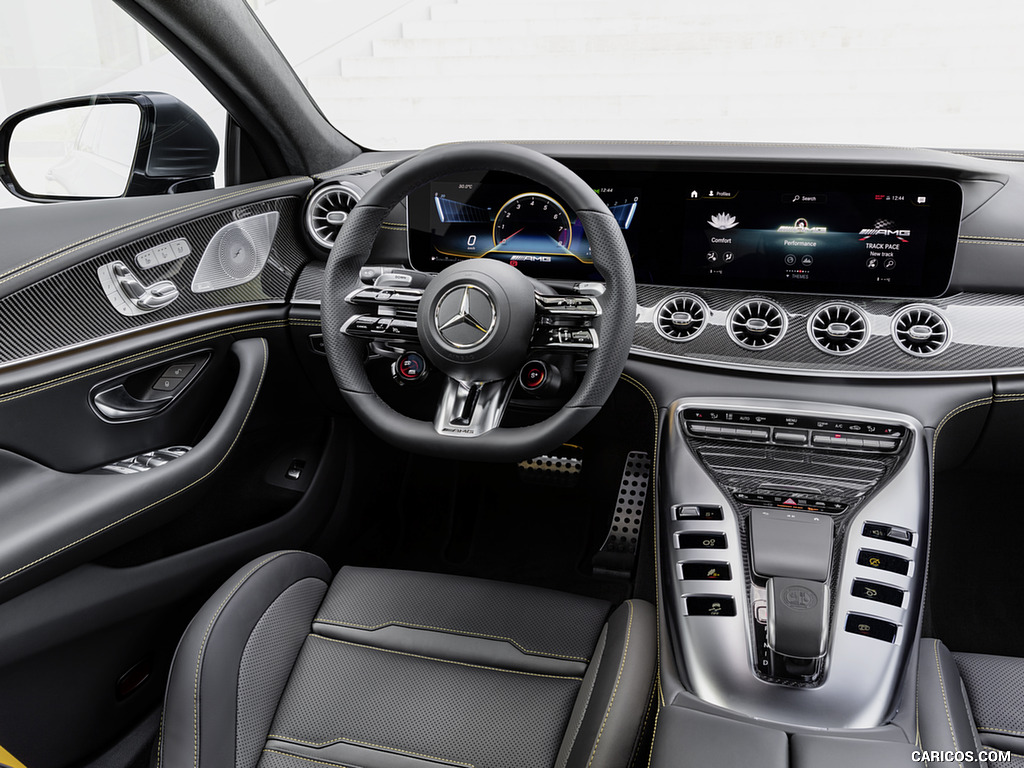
[92,385,174,421]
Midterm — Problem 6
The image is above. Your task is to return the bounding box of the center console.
[661,398,927,729]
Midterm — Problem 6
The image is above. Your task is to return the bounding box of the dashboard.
[394,145,1024,379]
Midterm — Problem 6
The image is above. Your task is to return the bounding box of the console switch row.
[857,549,910,576]
[845,613,898,643]
[672,504,723,521]
[686,596,736,617]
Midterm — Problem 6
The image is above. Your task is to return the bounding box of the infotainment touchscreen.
[674,174,962,297]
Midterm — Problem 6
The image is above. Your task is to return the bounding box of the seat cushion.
[955,650,1024,762]
[156,556,656,768]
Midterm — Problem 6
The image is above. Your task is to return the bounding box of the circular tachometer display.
[492,193,572,251]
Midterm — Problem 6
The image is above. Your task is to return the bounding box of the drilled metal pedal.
[594,451,651,577]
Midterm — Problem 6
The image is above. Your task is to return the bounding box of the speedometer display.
[492,193,573,251]
[413,175,641,279]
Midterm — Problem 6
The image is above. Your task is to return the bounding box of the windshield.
[254,0,1022,151]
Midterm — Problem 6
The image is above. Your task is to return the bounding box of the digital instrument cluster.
[407,165,962,297]
[408,174,640,279]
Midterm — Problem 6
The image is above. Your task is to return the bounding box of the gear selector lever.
[750,508,834,659]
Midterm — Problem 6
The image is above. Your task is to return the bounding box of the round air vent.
[807,302,869,356]
[305,182,362,250]
[654,293,709,342]
[727,299,787,350]
[891,304,950,357]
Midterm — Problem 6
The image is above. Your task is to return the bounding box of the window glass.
[252,0,1024,152]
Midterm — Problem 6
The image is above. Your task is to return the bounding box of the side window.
[0,0,226,209]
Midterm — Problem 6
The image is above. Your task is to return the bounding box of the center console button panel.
[664,398,926,728]
[683,407,905,454]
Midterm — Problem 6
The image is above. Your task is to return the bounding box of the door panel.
[0,177,350,767]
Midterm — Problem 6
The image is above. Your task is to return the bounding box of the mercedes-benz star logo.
[434,285,496,349]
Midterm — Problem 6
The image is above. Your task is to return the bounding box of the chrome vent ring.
[305,182,362,250]
[654,293,709,342]
[727,298,787,350]
[892,304,950,357]
[808,302,869,356]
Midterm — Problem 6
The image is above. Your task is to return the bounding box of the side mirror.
[0,92,218,203]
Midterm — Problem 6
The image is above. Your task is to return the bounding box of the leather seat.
[155,551,656,768]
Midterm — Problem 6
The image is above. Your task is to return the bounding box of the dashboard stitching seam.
[585,600,634,768]
[265,736,473,767]
[0,319,289,403]
[311,618,589,661]
[305,633,584,680]
[316,160,399,179]
[0,338,269,585]
[0,178,309,286]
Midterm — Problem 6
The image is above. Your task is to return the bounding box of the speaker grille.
[191,212,279,294]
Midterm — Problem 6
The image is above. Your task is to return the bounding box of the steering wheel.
[321,143,636,461]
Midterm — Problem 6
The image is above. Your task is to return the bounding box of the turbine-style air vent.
[808,302,869,356]
[892,304,950,357]
[655,293,709,342]
[305,182,362,250]
[727,299,787,350]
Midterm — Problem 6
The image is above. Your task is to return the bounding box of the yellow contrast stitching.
[0,178,309,287]
[959,240,1024,248]
[0,338,269,585]
[935,639,963,766]
[191,549,296,767]
[620,373,664,708]
[0,319,287,404]
[307,634,583,680]
[959,235,1024,243]
[313,618,589,662]
[978,726,1024,736]
[156,711,165,768]
[261,749,356,768]
[316,160,400,179]
[586,600,634,767]
[267,736,473,767]
[645,701,662,768]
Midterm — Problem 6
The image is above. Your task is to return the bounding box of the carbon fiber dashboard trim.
[636,285,1024,377]
[0,198,307,365]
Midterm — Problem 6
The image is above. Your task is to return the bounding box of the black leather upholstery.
[917,638,989,766]
[157,555,656,768]
[954,648,1024,764]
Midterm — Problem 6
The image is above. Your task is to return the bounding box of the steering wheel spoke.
[434,376,515,438]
